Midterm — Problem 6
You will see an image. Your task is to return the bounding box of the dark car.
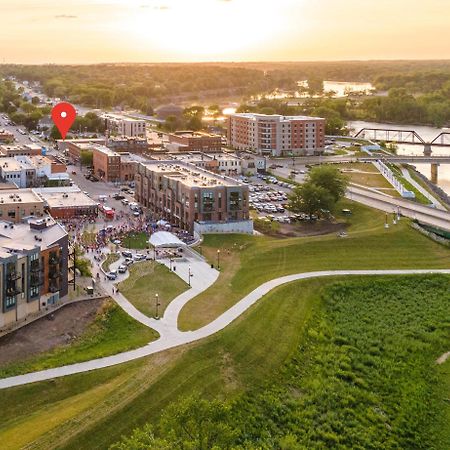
[113,194,125,200]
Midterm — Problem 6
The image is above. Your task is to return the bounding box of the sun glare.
[128,0,285,60]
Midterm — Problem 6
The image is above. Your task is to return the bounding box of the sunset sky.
[1,0,449,64]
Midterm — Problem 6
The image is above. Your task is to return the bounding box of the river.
[348,121,450,195]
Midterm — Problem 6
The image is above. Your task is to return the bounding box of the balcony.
[7,271,21,281]
[49,255,62,266]
[49,270,62,279]
[6,286,21,296]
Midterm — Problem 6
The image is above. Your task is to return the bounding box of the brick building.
[167,131,222,152]
[227,113,325,156]
[135,161,249,232]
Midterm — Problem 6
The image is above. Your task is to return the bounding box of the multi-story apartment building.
[227,113,326,156]
[0,217,69,329]
[103,114,146,138]
[92,145,121,182]
[107,136,149,154]
[135,161,249,232]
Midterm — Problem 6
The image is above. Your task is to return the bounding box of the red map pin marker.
[51,102,76,140]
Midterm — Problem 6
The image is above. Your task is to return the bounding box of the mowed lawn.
[178,200,450,330]
[0,300,157,379]
[118,261,189,317]
[0,276,325,450]
[2,275,450,449]
[122,232,149,249]
[0,200,448,449]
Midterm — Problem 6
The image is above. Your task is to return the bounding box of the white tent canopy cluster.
[149,231,185,248]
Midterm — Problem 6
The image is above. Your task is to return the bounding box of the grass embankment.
[222,276,450,449]
[2,276,449,449]
[178,200,450,331]
[387,163,431,205]
[0,300,158,379]
[102,253,120,272]
[122,232,148,249]
[118,261,189,317]
[0,276,324,449]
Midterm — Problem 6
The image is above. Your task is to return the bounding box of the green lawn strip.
[406,167,449,209]
[122,232,149,249]
[0,300,158,379]
[35,276,325,449]
[118,261,189,318]
[387,163,430,205]
[102,252,120,272]
[179,203,450,331]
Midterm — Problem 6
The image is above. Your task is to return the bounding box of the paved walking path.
[0,268,449,390]
[400,167,445,209]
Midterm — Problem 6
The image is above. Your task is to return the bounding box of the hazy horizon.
[1,0,450,64]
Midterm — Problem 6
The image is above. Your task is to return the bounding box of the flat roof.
[34,187,98,209]
[158,152,240,163]
[141,160,242,188]
[0,189,44,205]
[0,217,67,256]
[92,144,121,157]
[103,113,145,123]
[231,113,324,121]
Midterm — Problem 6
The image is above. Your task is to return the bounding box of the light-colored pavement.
[347,185,450,231]
[400,167,445,209]
[0,268,448,390]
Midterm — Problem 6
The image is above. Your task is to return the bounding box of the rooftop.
[231,113,325,121]
[141,160,242,188]
[0,157,33,172]
[92,144,121,157]
[0,216,67,257]
[102,113,145,123]
[0,189,44,205]
[33,187,98,209]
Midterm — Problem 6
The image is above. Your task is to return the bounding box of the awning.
[149,231,185,248]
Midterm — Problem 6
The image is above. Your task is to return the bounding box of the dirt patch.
[436,351,450,365]
[0,298,106,367]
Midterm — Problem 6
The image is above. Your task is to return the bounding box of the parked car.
[134,253,146,261]
[121,251,133,258]
[118,265,127,274]
[106,271,118,280]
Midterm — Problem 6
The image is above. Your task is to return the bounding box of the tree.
[308,165,349,203]
[164,115,181,132]
[308,76,324,96]
[288,182,334,218]
[159,394,236,449]
[112,395,237,449]
[31,96,40,105]
[186,115,203,131]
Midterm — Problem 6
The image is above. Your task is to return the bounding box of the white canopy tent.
[149,231,185,248]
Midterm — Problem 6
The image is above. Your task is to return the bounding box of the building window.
[202,192,214,212]
[229,191,242,211]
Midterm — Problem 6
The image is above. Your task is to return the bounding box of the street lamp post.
[217,249,220,270]
[155,293,160,319]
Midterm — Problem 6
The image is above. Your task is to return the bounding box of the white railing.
[373,160,415,199]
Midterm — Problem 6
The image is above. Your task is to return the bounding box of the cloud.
[54,14,77,19]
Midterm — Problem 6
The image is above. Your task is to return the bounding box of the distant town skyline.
[1,0,450,64]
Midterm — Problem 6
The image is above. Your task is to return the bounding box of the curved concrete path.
[0,268,449,390]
